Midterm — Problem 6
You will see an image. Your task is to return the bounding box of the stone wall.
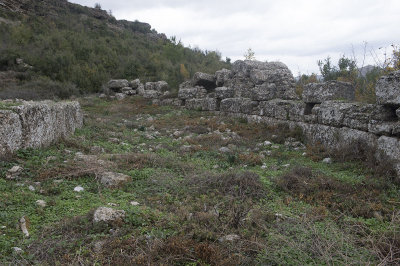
[160,61,400,176]
[0,100,83,157]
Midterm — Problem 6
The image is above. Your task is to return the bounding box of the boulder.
[129,79,141,89]
[192,72,216,91]
[107,79,129,91]
[215,69,231,86]
[93,207,125,223]
[143,90,161,99]
[230,60,298,99]
[178,87,207,99]
[121,87,136,95]
[98,172,131,188]
[377,136,400,175]
[215,87,234,99]
[220,98,253,114]
[376,70,400,106]
[4,101,83,152]
[0,110,22,156]
[115,93,126,100]
[302,81,355,103]
[145,81,169,92]
[185,98,218,111]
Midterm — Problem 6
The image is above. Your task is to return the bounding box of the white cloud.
[70,0,400,74]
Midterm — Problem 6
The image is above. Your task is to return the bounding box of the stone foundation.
[0,100,83,157]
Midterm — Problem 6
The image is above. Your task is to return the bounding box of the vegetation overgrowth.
[0,0,229,99]
[1,97,400,264]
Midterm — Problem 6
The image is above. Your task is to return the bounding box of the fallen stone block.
[376,70,400,106]
[303,81,355,103]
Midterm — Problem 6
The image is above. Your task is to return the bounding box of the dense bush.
[0,0,230,97]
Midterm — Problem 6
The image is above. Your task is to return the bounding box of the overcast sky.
[70,0,400,75]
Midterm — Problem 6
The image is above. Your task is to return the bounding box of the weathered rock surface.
[215,69,231,86]
[178,87,207,100]
[0,100,83,157]
[107,79,129,91]
[192,72,216,90]
[220,98,253,114]
[303,81,355,103]
[98,172,131,188]
[93,207,125,223]
[215,87,234,99]
[145,81,169,92]
[185,98,218,111]
[376,70,400,106]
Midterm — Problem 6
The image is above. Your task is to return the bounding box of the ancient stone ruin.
[157,61,399,177]
[0,100,83,157]
[104,62,400,176]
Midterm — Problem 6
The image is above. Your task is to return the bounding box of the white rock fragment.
[19,216,29,238]
[36,200,46,208]
[28,185,35,191]
[12,247,23,253]
[218,234,240,242]
[6,165,23,179]
[93,207,125,223]
[322,158,332,164]
[130,201,140,206]
[74,186,84,192]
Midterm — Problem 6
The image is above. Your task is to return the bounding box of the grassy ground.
[1,96,400,265]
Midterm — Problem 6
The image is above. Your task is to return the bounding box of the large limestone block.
[178,87,207,99]
[145,81,169,92]
[0,101,82,157]
[376,70,400,106]
[107,79,129,91]
[0,110,22,156]
[259,99,305,121]
[215,69,231,86]
[192,72,216,90]
[303,81,355,103]
[377,136,400,175]
[215,87,234,99]
[185,98,218,111]
[220,98,253,114]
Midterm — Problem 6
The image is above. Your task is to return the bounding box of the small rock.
[180,145,193,153]
[302,152,307,156]
[322,158,332,164]
[36,200,46,207]
[261,164,267,169]
[6,165,23,180]
[74,186,84,192]
[115,93,126,100]
[271,145,280,149]
[12,247,23,253]
[219,147,231,153]
[264,141,272,146]
[98,172,131,188]
[90,146,105,154]
[93,207,125,223]
[107,203,118,207]
[218,234,240,242]
[28,185,35,191]
[130,201,140,206]
[213,164,219,169]
[173,130,183,137]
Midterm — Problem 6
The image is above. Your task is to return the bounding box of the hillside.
[0,0,230,99]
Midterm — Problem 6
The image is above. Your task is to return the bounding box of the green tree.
[244,48,256,60]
